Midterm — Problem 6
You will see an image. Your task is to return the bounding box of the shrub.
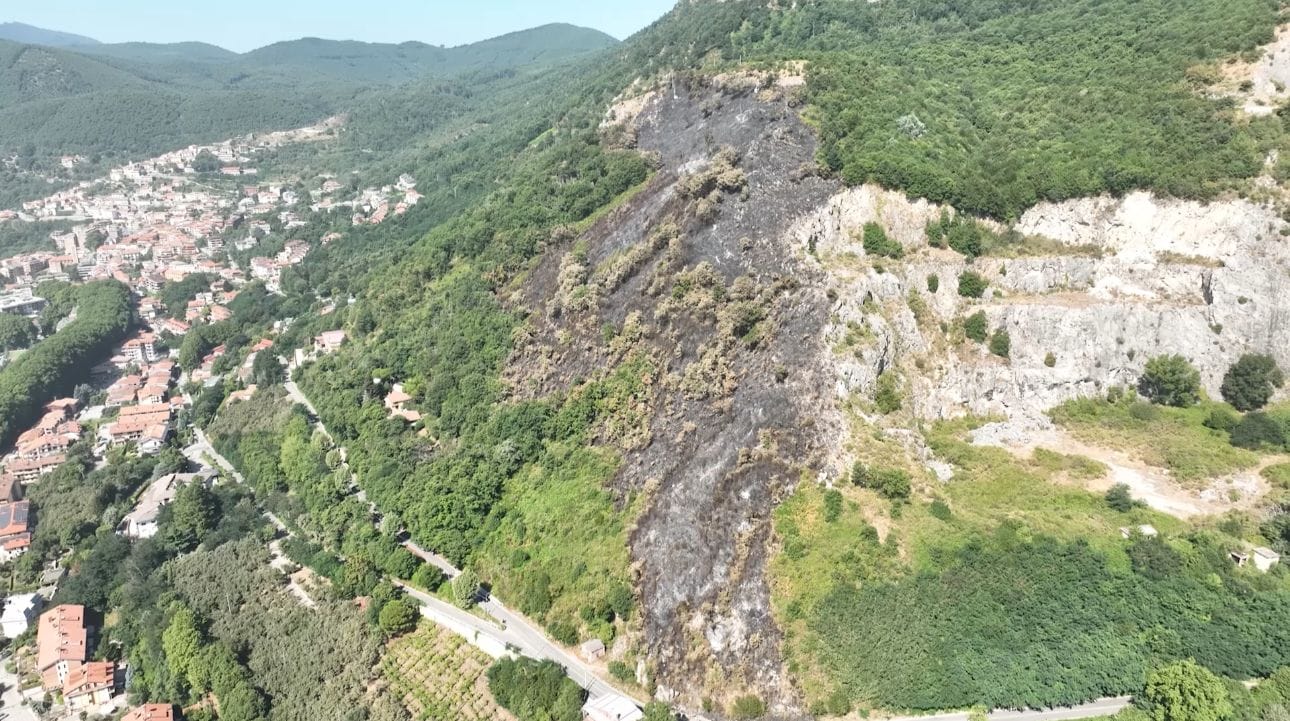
[1128,536,1183,580]
[1220,354,1284,411]
[1202,407,1240,433]
[856,466,912,500]
[608,660,634,684]
[958,271,988,298]
[929,499,952,521]
[989,329,1011,358]
[927,274,940,293]
[1105,483,1136,513]
[862,221,903,258]
[1230,412,1286,450]
[874,371,903,414]
[1139,355,1201,407]
[823,489,844,522]
[731,695,766,720]
[964,311,988,343]
[1128,401,1160,421]
[546,620,579,645]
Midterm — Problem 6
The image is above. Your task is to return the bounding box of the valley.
[1,2,1290,721]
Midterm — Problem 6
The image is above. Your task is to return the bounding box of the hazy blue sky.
[6,1,677,52]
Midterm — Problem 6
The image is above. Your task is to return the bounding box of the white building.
[0,593,41,638]
[582,695,643,721]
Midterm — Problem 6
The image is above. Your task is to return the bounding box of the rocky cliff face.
[796,185,1290,424]
[506,70,1290,717]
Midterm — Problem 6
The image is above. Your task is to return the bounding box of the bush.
[855,466,912,500]
[608,660,634,684]
[929,499,952,521]
[1203,407,1240,433]
[730,695,766,720]
[989,329,1011,358]
[823,489,844,522]
[546,620,579,646]
[1220,354,1284,411]
[862,221,903,258]
[874,371,903,414]
[1105,483,1136,513]
[927,274,940,293]
[1230,412,1285,450]
[1139,355,1201,407]
[964,311,989,343]
[958,271,988,298]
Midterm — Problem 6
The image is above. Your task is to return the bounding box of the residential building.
[0,500,32,561]
[121,473,208,539]
[63,660,119,710]
[384,383,422,423]
[314,330,346,354]
[36,604,91,691]
[5,455,64,483]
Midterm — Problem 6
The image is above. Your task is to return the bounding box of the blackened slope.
[507,76,842,712]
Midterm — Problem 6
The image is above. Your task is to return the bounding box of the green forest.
[0,280,131,448]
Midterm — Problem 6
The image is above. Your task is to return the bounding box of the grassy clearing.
[1050,396,1260,483]
[771,416,1184,711]
[474,441,638,645]
[381,624,514,721]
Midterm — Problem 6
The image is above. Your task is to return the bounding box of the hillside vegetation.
[0,280,131,448]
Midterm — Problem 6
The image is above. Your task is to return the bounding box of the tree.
[1221,354,1284,412]
[252,349,284,386]
[964,311,989,342]
[1142,659,1231,721]
[161,605,205,693]
[0,313,37,351]
[958,271,988,298]
[1140,355,1201,407]
[989,329,1011,358]
[377,599,419,636]
[862,221,902,258]
[166,481,218,552]
[452,569,481,609]
[1105,483,1136,512]
[1230,412,1285,450]
[874,371,902,414]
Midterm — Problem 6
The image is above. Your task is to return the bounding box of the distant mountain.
[76,41,238,65]
[0,22,99,47]
[0,21,619,163]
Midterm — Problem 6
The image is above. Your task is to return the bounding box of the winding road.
[268,379,1132,720]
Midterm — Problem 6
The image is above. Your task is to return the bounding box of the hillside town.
[0,120,402,720]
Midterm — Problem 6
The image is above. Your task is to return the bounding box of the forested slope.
[271,0,1290,716]
[0,280,132,448]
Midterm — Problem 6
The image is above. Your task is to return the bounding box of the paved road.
[395,579,636,703]
[272,382,1130,719]
[885,697,1132,721]
[0,658,39,721]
